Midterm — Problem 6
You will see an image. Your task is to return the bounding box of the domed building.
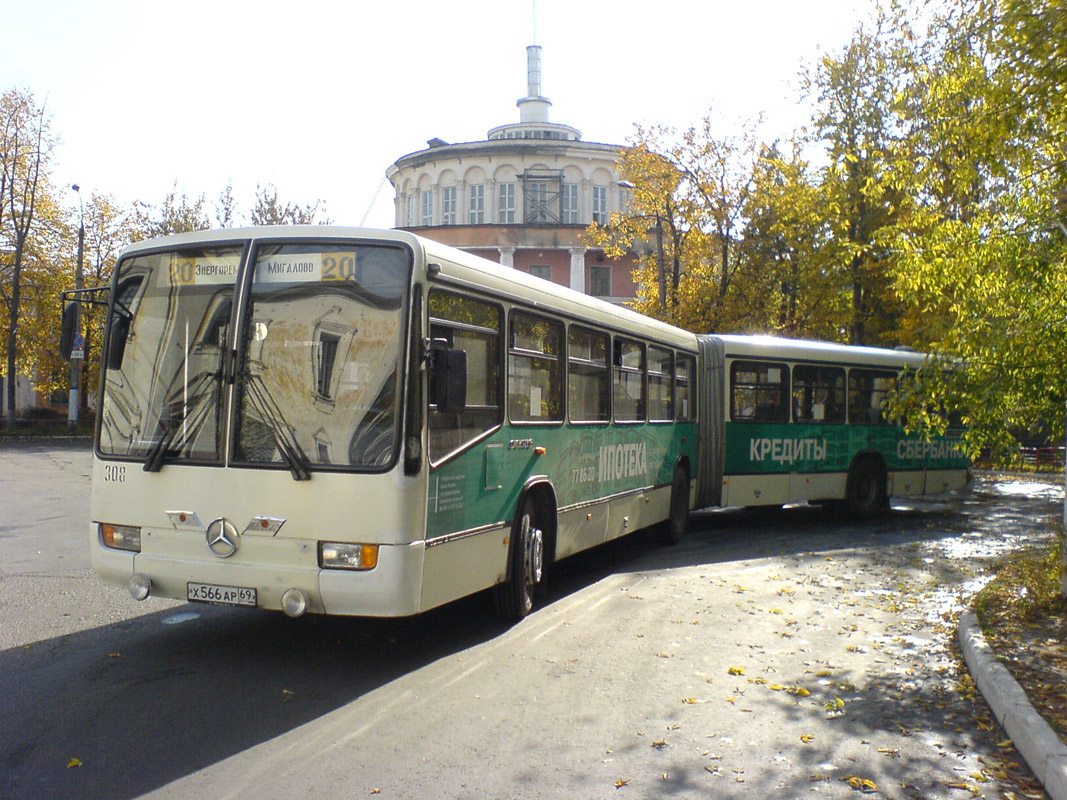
[386,45,639,302]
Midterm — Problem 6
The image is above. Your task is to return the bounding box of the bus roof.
[120,226,701,352]
[419,235,699,350]
[707,334,931,369]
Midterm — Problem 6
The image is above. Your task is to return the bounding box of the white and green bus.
[699,334,970,515]
[87,227,701,620]
[82,227,968,621]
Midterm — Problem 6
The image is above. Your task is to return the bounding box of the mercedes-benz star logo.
[205,518,240,558]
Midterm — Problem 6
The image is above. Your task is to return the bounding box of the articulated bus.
[701,335,970,514]
[82,227,968,621]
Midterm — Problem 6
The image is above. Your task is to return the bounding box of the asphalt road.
[0,442,1060,799]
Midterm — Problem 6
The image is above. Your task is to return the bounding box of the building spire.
[519,45,550,123]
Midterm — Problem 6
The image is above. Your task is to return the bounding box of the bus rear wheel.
[845,458,887,517]
[492,498,544,620]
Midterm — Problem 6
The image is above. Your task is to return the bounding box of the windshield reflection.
[99,247,240,462]
[233,243,407,471]
[98,239,410,475]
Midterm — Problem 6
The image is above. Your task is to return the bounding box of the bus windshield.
[99,239,410,474]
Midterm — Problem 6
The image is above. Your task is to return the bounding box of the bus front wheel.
[492,498,544,620]
[845,458,887,517]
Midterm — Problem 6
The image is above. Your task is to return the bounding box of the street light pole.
[67,185,84,429]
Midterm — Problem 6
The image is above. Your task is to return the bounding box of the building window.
[529,264,552,281]
[421,191,433,226]
[469,184,485,224]
[442,187,457,225]
[522,172,562,224]
[315,332,342,400]
[590,265,611,296]
[526,181,550,223]
[562,183,579,224]
[498,183,516,223]
[406,194,416,226]
[593,186,608,225]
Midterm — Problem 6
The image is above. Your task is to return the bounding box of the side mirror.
[60,302,78,360]
[106,313,131,370]
[430,339,467,414]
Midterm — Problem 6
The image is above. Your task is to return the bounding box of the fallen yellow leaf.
[727,666,746,676]
[842,775,879,792]
[67,758,83,768]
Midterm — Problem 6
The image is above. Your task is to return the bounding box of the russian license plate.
[187,582,257,607]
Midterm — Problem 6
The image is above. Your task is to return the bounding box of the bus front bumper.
[91,532,427,618]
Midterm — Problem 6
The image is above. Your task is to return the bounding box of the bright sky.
[4,0,873,230]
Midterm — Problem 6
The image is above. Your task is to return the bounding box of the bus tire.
[845,457,887,517]
[492,497,544,620]
[656,466,691,544]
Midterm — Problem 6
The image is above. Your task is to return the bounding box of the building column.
[486,179,497,224]
[568,247,587,293]
[499,246,516,267]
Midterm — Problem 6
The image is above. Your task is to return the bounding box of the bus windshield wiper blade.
[245,376,312,482]
[143,373,216,473]
[143,423,178,472]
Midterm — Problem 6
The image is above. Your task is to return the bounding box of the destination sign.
[255,252,358,284]
[166,255,240,286]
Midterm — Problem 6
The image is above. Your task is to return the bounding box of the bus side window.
[509,312,563,423]
[793,365,846,423]
[427,290,503,462]
[567,326,610,422]
[648,346,674,422]
[613,338,645,422]
[730,360,788,422]
[848,368,897,425]
[676,354,695,422]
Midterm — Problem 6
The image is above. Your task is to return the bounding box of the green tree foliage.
[250,183,327,226]
[804,16,911,346]
[595,0,1066,455]
[72,191,140,403]
[586,117,760,333]
[0,88,58,420]
[736,142,850,339]
[136,182,211,238]
[886,0,1067,452]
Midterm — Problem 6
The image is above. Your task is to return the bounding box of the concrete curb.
[959,610,1067,799]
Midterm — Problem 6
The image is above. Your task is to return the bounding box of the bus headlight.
[318,542,379,570]
[100,523,142,552]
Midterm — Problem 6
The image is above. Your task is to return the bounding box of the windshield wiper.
[142,421,178,472]
[243,375,312,481]
[142,372,216,473]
